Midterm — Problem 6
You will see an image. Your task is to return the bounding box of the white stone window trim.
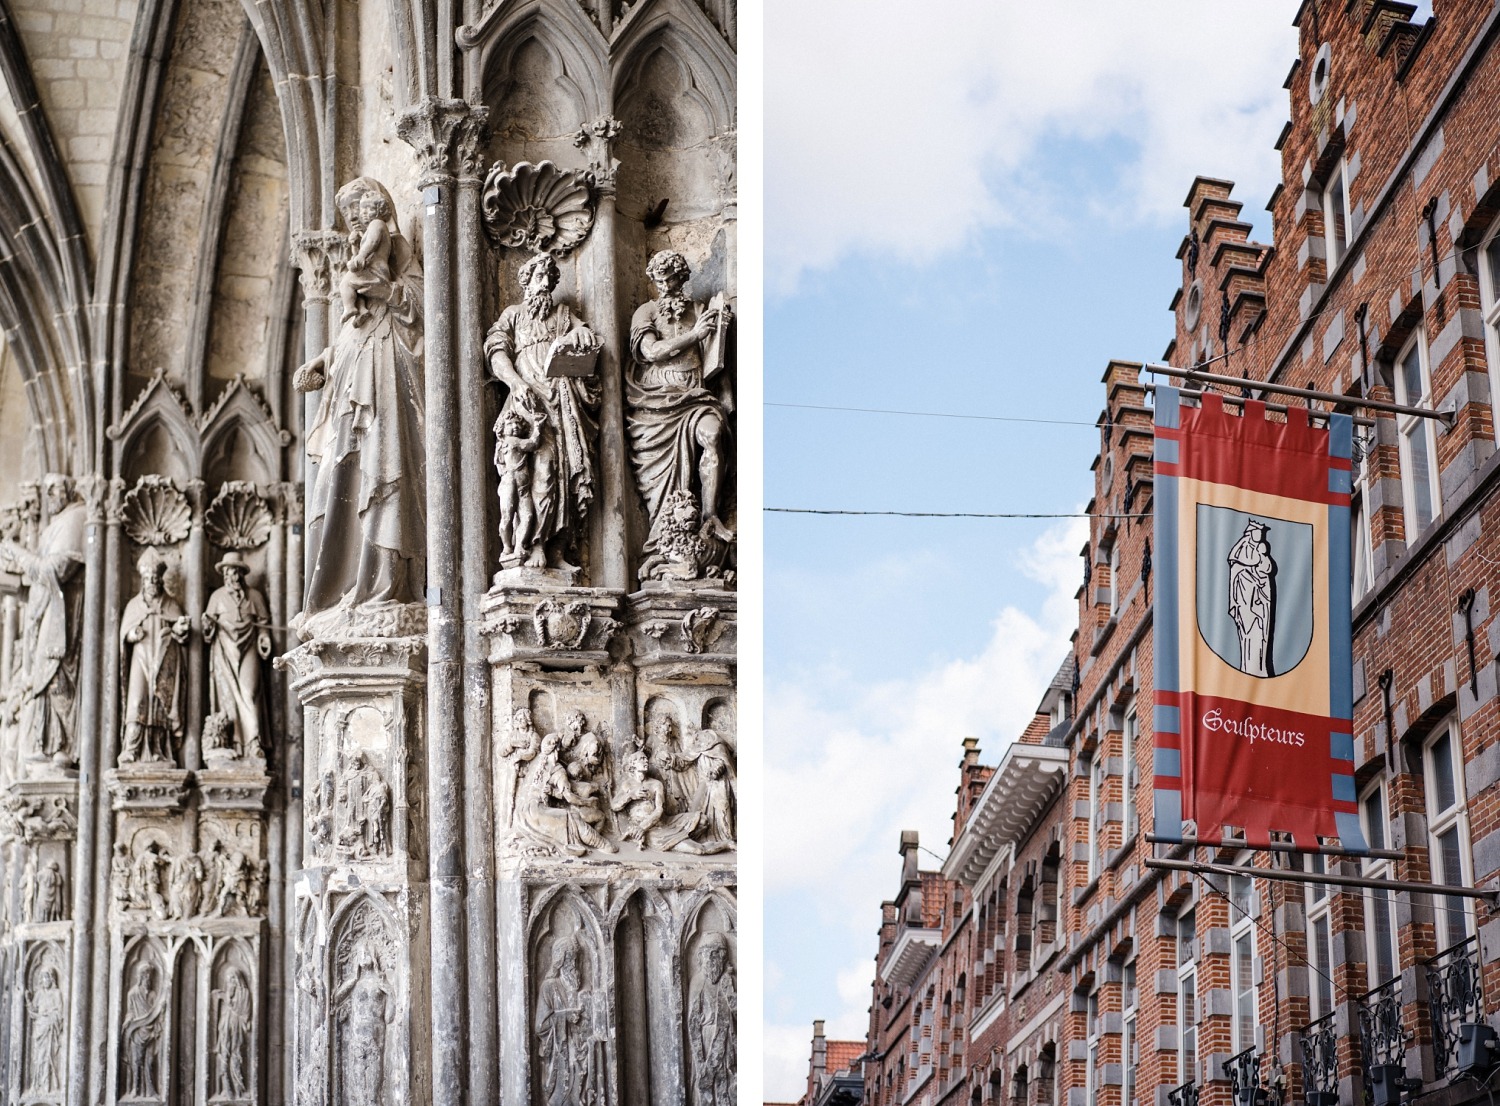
[1475,210,1500,409]
[1351,464,1375,601]
[1108,540,1122,617]
[1122,958,1139,1106]
[1359,774,1400,989]
[1393,327,1442,537]
[1176,902,1199,1086]
[1304,853,1336,1020]
[1323,156,1352,272]
[1423,718,1475,950]
[1085,981,1102,1106]
[1123,705,1140,842]
[1087,752,1105,883]
[1309,42,1333,106]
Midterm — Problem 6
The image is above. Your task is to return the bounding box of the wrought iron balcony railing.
[1300,1012,1339,1104]
[1425,936,1483,1077]
[1224,1046,1262,1106]
[1168,1081,1200,1106]
[1358,977,1405,1106]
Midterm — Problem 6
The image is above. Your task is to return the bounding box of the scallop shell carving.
[481,161,595,256]
[205,482,271,551]
[121,476,191,547]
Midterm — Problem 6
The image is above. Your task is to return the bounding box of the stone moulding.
[277,636,429,691]
[204,481,272,551]
[120,476,192,547]
[480,160,596,256]
[626,589,736,668]
[481,586,623,665]
[106,767,192,813]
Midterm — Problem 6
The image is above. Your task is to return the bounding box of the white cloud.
[762,518,1087,1099]
[767,0,1298,287]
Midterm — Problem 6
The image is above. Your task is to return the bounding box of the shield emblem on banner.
[1195,505,1314,678]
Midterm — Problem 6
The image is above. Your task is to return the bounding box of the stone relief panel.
[295,177,426,636]
[530,892,612,1106]
[117,940,171,1104]
[18,939,68,1104]
[504,698,616,857]
[208,940,257,1104]
[308,704,401,863]
[331,896,403,1106]
[683,895,736,1106]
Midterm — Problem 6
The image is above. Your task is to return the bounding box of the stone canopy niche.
[0,0,732,1102]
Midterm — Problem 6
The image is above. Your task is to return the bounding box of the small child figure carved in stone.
[495,408,545,567]
[338,184,395,327]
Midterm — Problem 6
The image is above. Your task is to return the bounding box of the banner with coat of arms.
[1152,386,1365,851]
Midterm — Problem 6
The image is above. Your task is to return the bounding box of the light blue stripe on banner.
[1330,732,1354,761]
[1154,789,1183,837]
[1329,467,1351,494]
[1155,466,1180,694]
[1331,774,1357,803]
[1329,412,1353,460]
[1336,811,1370,853]
[1156,437,1179,464]
[1154,704,1181,734]
[1155,386,1181,429]
[1154,748,1181,777]
[1328,500,1353,716]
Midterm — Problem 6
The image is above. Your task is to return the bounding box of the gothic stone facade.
[0,0,736,1104]
[854,6,1500,1106]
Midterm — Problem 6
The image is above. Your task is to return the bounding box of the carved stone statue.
[121,961,167,1099]
[29,857,64,922]
[336,940,393,1106]
[25,963,65,1094]
[335,752,390,859]
[639,489,730,584]
[213,968,253,1099]
[687,933,736,1106]
[0,473,87,763]
[610,745,706,851]
[207,842,262,917]
[202,551,272,761]
[498,706,542,830]
[627,251,734,554]
[110,843,132,912]
[485,253,602,573]
[119,554,190,765]
[169,851,205,920]
[535,935,608,1106]
[510,723,614,857]
[132,841,170,919]
[295,177,425,621]
[665,730,736,854]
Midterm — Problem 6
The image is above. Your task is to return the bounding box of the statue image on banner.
[1227,519,1275,678]
[295,177,425,627]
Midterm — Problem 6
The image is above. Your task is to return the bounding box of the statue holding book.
[485,253,603,574]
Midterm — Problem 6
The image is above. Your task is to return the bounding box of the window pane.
[1313,915,1333,1016]
[1178,910,1196,965]
[1352,498,1370,599]
[1181,972,1197,1081]
[1368,887,1396,984]
[1407,426,1436,532]
[1487,236,1500,296]
[1235,932,1254,1050]
[1327,172,1348,261]
[1363,790,1386,850]
[1230,874,1252,918]
[1124,1016,1137,1106]
[1429,732,1457,812]
[1401,343,1426,404]
[1438,827,1469,947]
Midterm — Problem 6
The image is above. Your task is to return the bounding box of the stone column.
[397,96,473,1106]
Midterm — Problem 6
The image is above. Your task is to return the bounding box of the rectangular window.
[1351,484,1373,600]
[1394,331,1441,536]
[1227,863,1257,1052]
[1123,708,1139,840]
[1177,907,1197,1084]
[1123,961,1138,1106]
[1425,724,1474,949]
[1478,217,1500,397]
[1088,754,1104,881]
[1324,160,1350,269]
[1305,856,1334,1018]
[1086,988,1101,1106]
[1361,779,1399,987]
[1109,542,1121,616]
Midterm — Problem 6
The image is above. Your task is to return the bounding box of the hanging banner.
[1152,387,1365,851]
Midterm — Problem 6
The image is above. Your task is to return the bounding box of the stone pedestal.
[281,633,429,1106]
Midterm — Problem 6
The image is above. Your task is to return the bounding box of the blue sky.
[763,3,1300,1098]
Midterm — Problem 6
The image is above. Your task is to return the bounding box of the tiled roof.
[827,1040,865,1073]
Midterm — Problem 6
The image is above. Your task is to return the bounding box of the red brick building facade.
[853,6,1500,1106]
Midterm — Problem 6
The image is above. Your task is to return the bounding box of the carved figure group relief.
[4,794,77,843]
[114,835,266,921]
[296,177,426,628]
[120,958,168,1100]
[24,854,66,922]
[119,553,191,766]
[0,474,87,767]
[505,707,614,857]
[535,932,609,1106]
[487,253,602,575]
[627,250,735,580]
[202,551,272,762]
[687,932,736,1106]
[332,751,391,860]
[24,950,65,1098]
